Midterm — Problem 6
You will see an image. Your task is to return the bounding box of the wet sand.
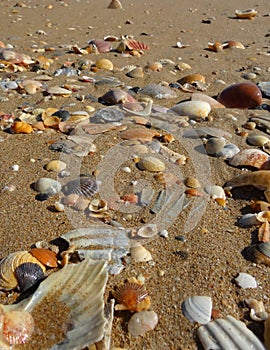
[0,1,270,349]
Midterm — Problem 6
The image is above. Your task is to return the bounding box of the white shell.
[34,177,62,195]
[130,245,153,262]
[245,298,268,322]
[170,101,211,120]
[258,81,270,97]
[181,296,212,324]
[234,272,257,289]
[47,86,72,95]
[238,213,260,228]
[137,224,158,238]
[197,315,265,350]
[204,185,226,199]
[128,310,158,337]
[4,259,108,350]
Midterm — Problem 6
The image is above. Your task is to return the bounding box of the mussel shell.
[257,241,270,257]
[64,176,99,197]
[15,262,45,292]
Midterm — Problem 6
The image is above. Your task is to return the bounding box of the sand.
[0,0,270,349]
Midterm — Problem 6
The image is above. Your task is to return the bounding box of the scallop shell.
[3,259,108,350]
[228,149,269,169]
[181,296,212,324]
[0,251,46,291]
[15,262,45,292]
[113,282,150,312]
[170,101,211,120]
[64,177,99,197]
[128,311,158,337]
[235,9,257,20]
[125,39,149,51]
[197,315,265,350]
[30,248,58,268]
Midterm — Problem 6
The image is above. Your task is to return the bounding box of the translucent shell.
[0,251,46,291]
[30,248,58,268]
[113,282,150,312]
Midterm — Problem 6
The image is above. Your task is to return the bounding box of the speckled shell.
[197,315,265,350]
[182,296,212,324]
[30,248,58,267]
[0,251,46,291]
[217,82,262,108]
[228,149,269,169]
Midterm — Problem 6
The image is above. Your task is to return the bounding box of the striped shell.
[113,282,150,312]
[64,177,99,197]
[125,39,149,51]
[0,251,46,291]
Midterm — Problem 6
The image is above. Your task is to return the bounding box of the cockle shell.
[170,101,211,120]
[182,296,212,324]
[128,311,158,337]
[137,156,166,172]
[64,177,99,197]
[113,282,150,312]
[228,149,269,169]
[0,251,46,291]
[235,9,257,20]
[34,177,62,195]
[217,82,262,108]
[130,245,152,262]
[197,315,265,350]
[45,160,66,173]
[10,121,33,134]
[95,58,114,71]
[30,248,58,268]
[234,272,257,289]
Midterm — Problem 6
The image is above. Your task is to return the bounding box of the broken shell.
[34,177,62,196]
[125,39,149,51]
[191,93,225,108]
[137,156,166,172]
[228,149,269,169]
[235,9,257,20]
[121,193,138,204]
[217,82,262,109]
[223,41,245,49]
[208,42,223,52]
[128,310,158,337]
[197,315,265,350]
[137,224,158,238]
[45,160,66,172]
[170,101,211,120]
[247,135,270,147]
[234,272,257,289]
[113,282,150,312]
[181,296,212,324]
[178,74,206,85]
[10,121,33,134]
[0,251,46,291]
[95,58,113,71]
[145,62,163,72]
[245,298,268,322]
[126,66,144,79]
[30,248,58,268]
[89,198,108,212]
[47,86,72,96]
[64,177,99,197]
[205,137,226,155]
[15,262,45,292]
[204,185,226,200]
[2,310,35,345]
[264,316,270,349]
[43,116,60,128]
[120,128,160,142]
[130,245,152,262]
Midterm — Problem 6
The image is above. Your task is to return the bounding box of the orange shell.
[120,128,160,142]
[178,74,206,85]
[121,193,138,204]
[185,188,204,197]
[125,39,149,51]
[10,121,33,134]
[30,248,58,268]
[208,42,223,52]
[113,282,150,312]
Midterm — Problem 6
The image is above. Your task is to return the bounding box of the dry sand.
[0,0,270,349]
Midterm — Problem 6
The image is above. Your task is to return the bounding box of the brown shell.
[30,248,58,268]
[113,282,150,312]
[120,128,160,142]
[178,74,206,85]
[125,39,149,51]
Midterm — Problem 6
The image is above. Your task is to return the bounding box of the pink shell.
[89,39,112,53]
[3,310,35,345]
[229,149,269,169]
[125,39,149,51]
[191,93,225,108]
[101,89,136,105]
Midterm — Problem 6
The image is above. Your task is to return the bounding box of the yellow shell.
[10,121,33,134]
[95,58,113,71]
[0,251,46,291]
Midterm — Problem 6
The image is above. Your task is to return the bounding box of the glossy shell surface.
[30,248,58,267]
[197,315,265,350]
[15,262,45,292]
[170,101,211,120]
[34,177,62,195]
[181,296,212,324]
[128,310,158,337]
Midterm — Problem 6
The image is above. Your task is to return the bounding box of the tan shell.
[89,198,108,213]
[43,116,60,129]
[208,42,223,52]
[47,86,72,96]
[120,128,160,142]
[137,156,166,172]
[0,251,46,291]
[45,160,66,172]
[126,66,144,78]
[10,121,33,134]
[185,177,201,188]
[235,9,257,20]
[130,245,152,262]
[223,41,245,49]
[108,0,122,9]
[145,62,163,71]
[178,74,206,85]
[95,58,113,71]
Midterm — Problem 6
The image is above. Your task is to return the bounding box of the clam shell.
[204,185,226,200]
[235,9,257,20]
[108,0,122,9]
[95,58,113,71]
[197,315,265,350]
[137,224,158,238]
[15,262,45,292]
[228,149,269,169]
[247,135,270,147]
[257,241,270,258]
[4,259,108,350]
[234,272,257,289]
[217,82,262,108]
[89,39,112,53]
[34,177,62,195]
[128,311,158,337]
[170,101,211,120]
[126,66,144,78]
[30,248,58,267]
[191,93,225,108]
[47,86,72,96]
[223,40,245,49]
[137,156,166,172]
[181,296,212,324]
[45,160,66,172]
[130,245,152,262]
[10,121,33,134]
[178,74,206,85]
[64,177,99,197]
[238,213,260,228]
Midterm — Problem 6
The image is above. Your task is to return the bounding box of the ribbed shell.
[0,251,46,291]
[64,177,98,197]
[113,282,148,312]
[15,262,45,292]
[182,296,212,324]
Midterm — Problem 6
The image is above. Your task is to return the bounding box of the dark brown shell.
[15,262,45,292]
[217,82,262,108]
[64,176,99,197]
[30,248,58,268]
[113,282,148,312]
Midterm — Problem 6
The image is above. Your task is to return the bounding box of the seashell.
[245,242,270,266]
[47,86,72,96]
[191,93,225,108]
[223,40,245,49]
[2,310,35,345]
[258,81,270,97]
[228,149,269,169]
[216,143,240,159]
[113,282,150,312]
[182,296,212,324]
[95,58,114,71]
[63,193,80,206]
[245,298,268,322]
[234,272,257,289]
[120,128,160,142]
[235,9,257,20]
[145,62,163,71]
[121,193,138,204]
[108,0,122,9]
[170,101,211,120]
[89,198,108,212]
[34,177,61,195]
[90,106,125,123]
[10,121,33,134]
[178,74,206,85]
[140,83,177,99]
[176,62,192,71]
[137,224,158,238]
[128,310,158,337]
[126,66,144,78]
[88,39,112,53]
[185,188,204,197]
[137,156,166,172]
[30,248,58,268]
[43,116,60,129]
[101,89,136,105]
[52,109,70,121]
[154,172,178,187]
[74,197,90,212]
[204,185,226,200]
[197,315,266,350]
[15,262,45,292]
[130,245,153,262]
[0,251,46,291]
[125,39,149,51]
[45,160,66,172]
[205,137,226,155]
[247,135,270,147]
[54,202,65,212]
[21,79,43,94]
[238,213,260,228]
[217,82,262,109]
[265,316,270,349]
[208,42,223,52]
[64,176,99,197]
[185,176,201,188]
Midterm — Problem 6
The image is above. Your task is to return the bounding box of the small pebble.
[159,229,169,238]
[10,164,19,171]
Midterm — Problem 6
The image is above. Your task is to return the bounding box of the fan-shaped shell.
[30,248,58,267]
[113,282,150,312]
[15,262,45,292]
[125,39,149,51]
[181,295,212,324]
[64,177,99,197]
[197,315,265,350]
[0,251,46,291]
